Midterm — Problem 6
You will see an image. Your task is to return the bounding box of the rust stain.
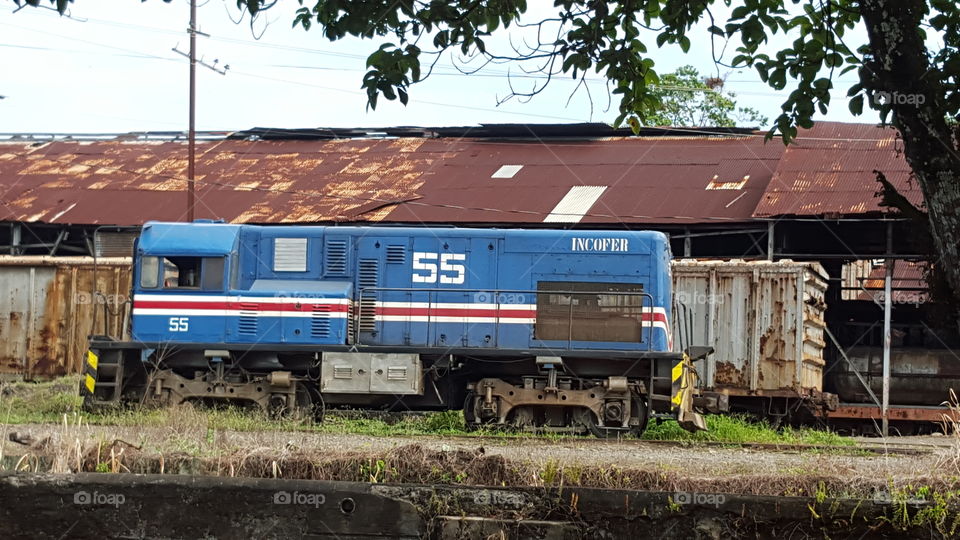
[0,258,131,379]
[713,361,746,387]
[754,122,916,218]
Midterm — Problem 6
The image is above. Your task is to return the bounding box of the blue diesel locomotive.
[84,221,707,435]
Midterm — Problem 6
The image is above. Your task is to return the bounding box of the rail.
[353,287,657,351]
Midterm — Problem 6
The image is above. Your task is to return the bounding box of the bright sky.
[0,0,870,134]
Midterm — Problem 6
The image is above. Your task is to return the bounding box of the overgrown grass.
[642,414,854,446]
[0,376,84,424]
[1,376,851,446]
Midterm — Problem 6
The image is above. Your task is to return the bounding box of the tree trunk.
[860,0,960,321]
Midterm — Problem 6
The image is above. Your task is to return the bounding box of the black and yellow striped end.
[82,350,98,395]
[670,356,685,410]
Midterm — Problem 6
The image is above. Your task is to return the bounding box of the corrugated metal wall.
[0,256,131,379]
[672,260,828,395]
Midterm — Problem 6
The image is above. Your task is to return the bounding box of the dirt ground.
[3,422,953,483]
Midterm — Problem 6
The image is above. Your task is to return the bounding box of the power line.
[1,6,863,91]
[226,68,590,122]
[0,36,858,103]
[0,20,596,122]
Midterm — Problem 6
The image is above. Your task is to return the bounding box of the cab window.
[139,256,160,288]
[157,256,225,290]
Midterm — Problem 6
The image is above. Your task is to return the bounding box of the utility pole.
[187,0,197,223]
[172,1,228,222]
[881,221,893,436]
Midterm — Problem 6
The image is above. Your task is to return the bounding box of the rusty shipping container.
[0,256,131,379]
[833,347,960,406]
[671,260,829,399]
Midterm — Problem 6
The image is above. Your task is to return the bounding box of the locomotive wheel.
[629,395,650,436]
[579,396,649,438]
[268,383,319,421]
[306,384,325,423]
[463,393,479,431]
[463,392,497,431]
[580,409,629,439]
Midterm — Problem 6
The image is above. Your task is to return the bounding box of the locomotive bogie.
[465,375,650,436]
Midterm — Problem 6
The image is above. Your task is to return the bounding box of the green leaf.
[848,94,864,116]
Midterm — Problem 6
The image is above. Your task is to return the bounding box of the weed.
[642,414,853,447]
[539,459,561,486]
[815,481,827,504]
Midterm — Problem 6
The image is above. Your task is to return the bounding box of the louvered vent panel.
[274,238,308,272]
[311,304,331,338]
[325,240,348,275]
[386,245,406,264]
[358,259,379,332]
[238,303,258,335]
[94,231,139,257]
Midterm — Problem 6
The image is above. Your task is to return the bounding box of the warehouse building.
[0,121,949,432]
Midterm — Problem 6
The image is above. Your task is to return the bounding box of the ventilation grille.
[387,366,408,381]
[325,240,348,275]
[274,237,307,272]
[346,312,356,344]
[238,303,258,335]
[311,304,331,338]
[358,258,379,332]
[386,245,406,264]
[94,230,139,257]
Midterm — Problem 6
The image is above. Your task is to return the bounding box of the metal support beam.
[745,232,766,257]
[882,221,893,436]
[767,221,775,261]
[10,222,21,255]
[49,228,67,256]
[683,227,691,257]
[670,228,768,239]
[82,229,95,257]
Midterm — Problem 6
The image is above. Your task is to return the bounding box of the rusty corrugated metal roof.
[752,122,920,218]
[0,131,782,226]
[851,260,929,303]
[0,122,918,226]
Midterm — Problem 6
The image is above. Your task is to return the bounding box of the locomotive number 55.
[412,252,466,284]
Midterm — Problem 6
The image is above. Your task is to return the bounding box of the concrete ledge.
[0,472,951,539]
